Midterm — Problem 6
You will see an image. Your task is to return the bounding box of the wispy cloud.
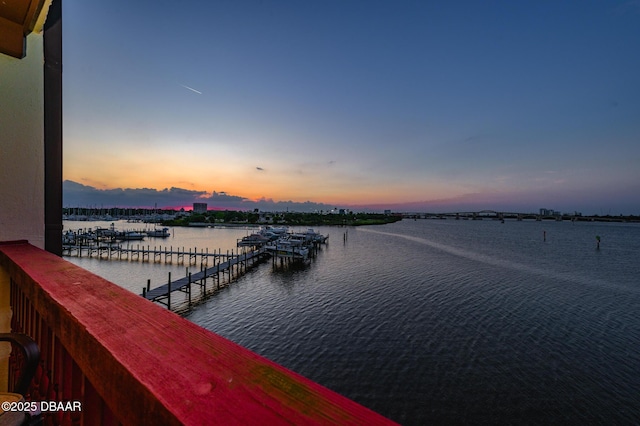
[179,84,202,95]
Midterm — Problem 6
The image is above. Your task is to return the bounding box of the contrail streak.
[180,84,202,95]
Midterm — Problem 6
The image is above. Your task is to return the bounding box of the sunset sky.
[63,1,640,214]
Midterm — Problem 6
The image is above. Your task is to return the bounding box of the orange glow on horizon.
[65,169,463,207]
[63,138,468,207]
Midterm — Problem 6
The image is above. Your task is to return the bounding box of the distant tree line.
[163,211,402,227]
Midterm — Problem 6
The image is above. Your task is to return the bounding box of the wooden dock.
[142,247,268,313]
[62,244,238,266]
[62,230,329,314]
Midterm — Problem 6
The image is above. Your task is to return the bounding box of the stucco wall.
[0,33,45,248]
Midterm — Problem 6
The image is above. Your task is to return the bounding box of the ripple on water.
[116,220,640,425]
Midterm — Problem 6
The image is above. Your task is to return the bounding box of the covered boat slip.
[239,227,329,262]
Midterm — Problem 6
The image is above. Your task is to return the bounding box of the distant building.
[540,208,561,217]
[193,203,208,213]
[257,212,274,224]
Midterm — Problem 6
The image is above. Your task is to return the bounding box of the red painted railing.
[0,241,395,425]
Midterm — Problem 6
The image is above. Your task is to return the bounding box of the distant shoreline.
[162,213,403,228]
[63,209,640,225]
[63,211,404,227]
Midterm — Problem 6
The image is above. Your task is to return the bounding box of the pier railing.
[0,241,394,425]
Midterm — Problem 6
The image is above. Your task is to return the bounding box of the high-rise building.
[193,203,208,213]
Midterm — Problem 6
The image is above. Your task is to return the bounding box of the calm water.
[65,219,640,424]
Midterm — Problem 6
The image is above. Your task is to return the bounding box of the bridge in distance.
[400,210,631,222]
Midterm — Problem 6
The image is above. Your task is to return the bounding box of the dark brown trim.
[44,0,62,256]
[0,15,25,58]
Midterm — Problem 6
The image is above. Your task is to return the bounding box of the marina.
[62,225,328,265]
[62,222,329,313]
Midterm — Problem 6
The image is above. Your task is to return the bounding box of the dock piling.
[167,272,172,311]
[188,272,192,308]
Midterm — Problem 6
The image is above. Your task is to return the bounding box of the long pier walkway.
[62,244,238,266]
[142,247,268,313]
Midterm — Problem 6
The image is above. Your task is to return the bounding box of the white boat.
[62,230,76,245]
[289,229,328,244]
[304,228,328,243]
[264,240,309,260]
[146,227,170,238]
[117,231,145,241]
[286,234,308,246]
[95,223,119,241]
[96,225,117,238]
[259,231,280,241]
[262,225,288,235]
[238,233,270,247]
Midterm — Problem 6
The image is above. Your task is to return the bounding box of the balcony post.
[44,0,63,256]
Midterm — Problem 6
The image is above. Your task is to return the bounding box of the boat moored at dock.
[146,227,170,238]
[117,230,146,240]
[237,233,271,247]
[264,240,310,260]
